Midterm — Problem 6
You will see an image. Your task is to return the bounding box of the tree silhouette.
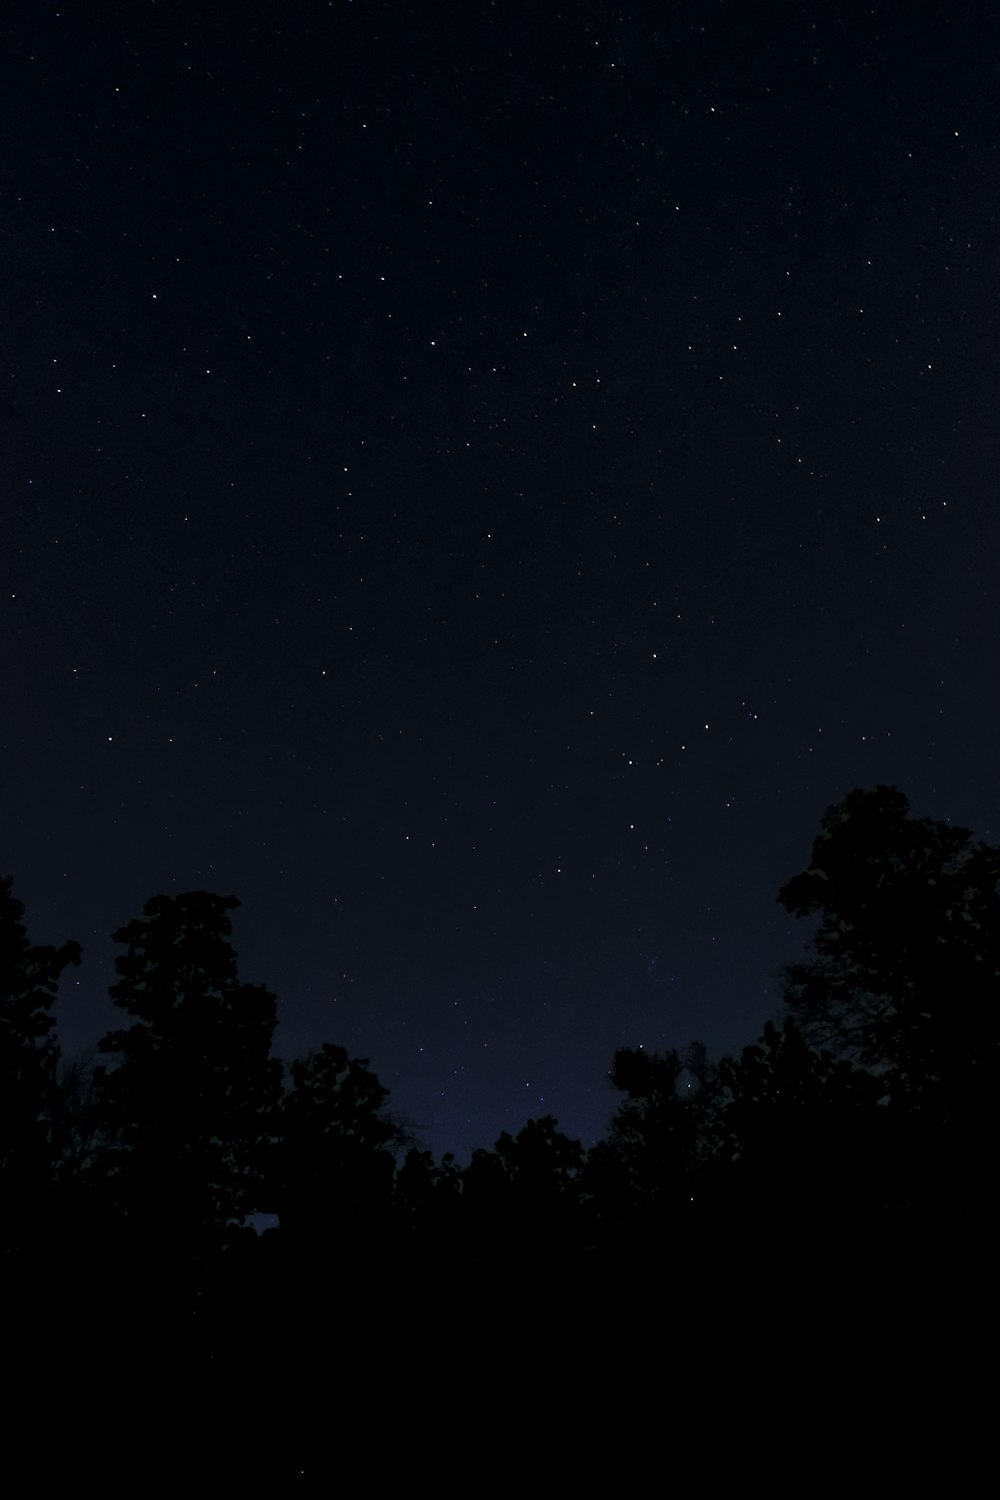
[778,785,1000,1210]
[0,875,81,1254]
[466,1115,584,1204]
[600,1045,706,1218]
[395,1144,462,1228]
[574,1044,720,1298]
[464,1116,585,1254]
[712,1017,891,1221]
[93,891,282,1243]
[267,1041,400,1247]
[392,1146,464,1312]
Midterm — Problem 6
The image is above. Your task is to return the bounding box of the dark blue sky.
[4,0,999,1157]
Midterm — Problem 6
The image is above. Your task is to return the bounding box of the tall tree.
[778,785,1000,1206]
[0,876,81,1252]
[93,891,282,1242]
[601,1045,706,1216]
[778,787,999,1095]
[463,1115,586,1249]
[712,1018,891,1219]
[457,1118,588,1317]
[267,1041,400,1246]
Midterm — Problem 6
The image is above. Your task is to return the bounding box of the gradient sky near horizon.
[4,0,999,1158]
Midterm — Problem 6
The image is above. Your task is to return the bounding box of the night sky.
[4,1,999,1160]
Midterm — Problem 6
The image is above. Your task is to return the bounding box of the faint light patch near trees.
[244,1211,280,1235]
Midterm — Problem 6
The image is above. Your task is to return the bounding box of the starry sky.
[4,1,999,1159]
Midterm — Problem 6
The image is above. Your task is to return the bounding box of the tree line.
[3,784,994,1475]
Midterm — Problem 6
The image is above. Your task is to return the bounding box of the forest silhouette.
[3,785,993,1477]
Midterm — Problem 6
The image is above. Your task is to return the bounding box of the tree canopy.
[0,876,80,1250]
[2,782,995,1474]
[93,890,283,1239]
[777,785,1000,1128]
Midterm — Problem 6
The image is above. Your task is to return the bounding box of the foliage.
[4,774,995,1438]
[777,785,1000,1123]
[712,1017,892,1216]
[93,890,282,1238]
[268,1041,400,1240]
[601,1045,708,1213]
[466,1115,584,1200]
[0,875,81,1248]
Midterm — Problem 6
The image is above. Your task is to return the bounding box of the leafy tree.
[203,1045,405,1446]
[463,1116,585,1245]
[778,786,1000,1210]
[395,1145,462,1220]
[267,1041,400,1245]
[712,1017,891,1218]
[466,1115,584,1204]
[778,786,1000,1110]
[456,1117,587,1316]
[392,1146,464,1312]
[50,1052,102,1188]
[0,875,81,1251]
[600,1045,707,1217]
[566,1045,718,1301]
[93,891,282,1242]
